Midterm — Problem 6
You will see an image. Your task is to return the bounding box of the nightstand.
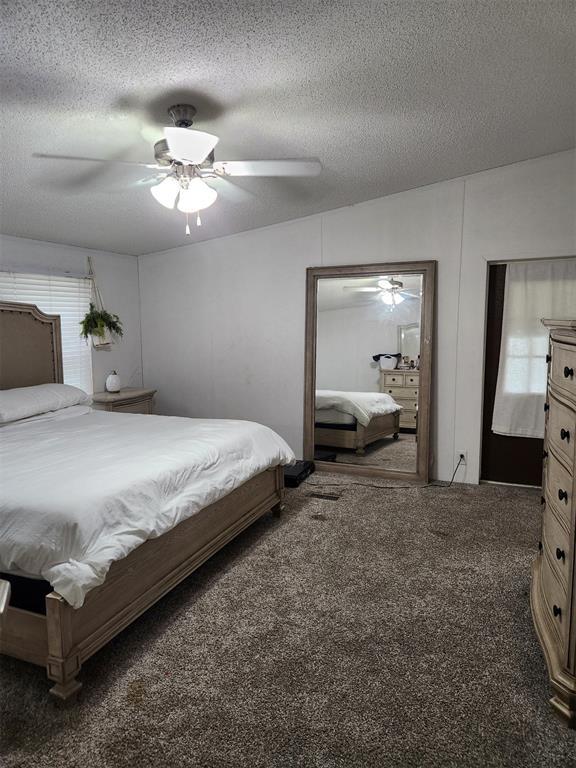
[91,387,157,414]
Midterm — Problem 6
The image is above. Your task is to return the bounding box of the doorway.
[481,264,543,485]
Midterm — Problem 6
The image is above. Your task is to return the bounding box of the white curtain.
[492,259,576,439]
[0,271,94,393]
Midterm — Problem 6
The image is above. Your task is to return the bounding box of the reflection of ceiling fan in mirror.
[33,103,322,234]
[344,276,421,306]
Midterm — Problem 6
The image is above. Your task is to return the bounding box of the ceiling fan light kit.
[35,102,322,237]
[176,178,218,213]
[150,176,180,208]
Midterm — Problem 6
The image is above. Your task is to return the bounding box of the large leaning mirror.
[304,261,436,483]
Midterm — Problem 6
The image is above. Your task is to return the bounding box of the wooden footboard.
[0,466,284,699]
[315,411,400,454]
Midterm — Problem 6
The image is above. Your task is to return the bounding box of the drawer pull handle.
[564,366,574,379]
[556,547,565,562]
[553,604,562,618]
[560,428,570,442]
[558,489,568,503]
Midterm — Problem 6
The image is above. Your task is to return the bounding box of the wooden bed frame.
[314,411,400,455]
[0,301,285,699]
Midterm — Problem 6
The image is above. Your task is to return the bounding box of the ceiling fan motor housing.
[167,103,197,128]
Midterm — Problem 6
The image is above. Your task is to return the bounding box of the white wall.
[316,300,420,391]
[0,235,142,392]
[139,149,575,482]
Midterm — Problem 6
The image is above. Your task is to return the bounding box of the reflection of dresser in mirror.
[379,370,419,430]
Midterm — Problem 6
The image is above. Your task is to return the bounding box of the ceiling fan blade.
[205,176,255,203]
[164,127,219,164]
[33,153,162,169]
[212,159,322,177]
[343,286,380,293]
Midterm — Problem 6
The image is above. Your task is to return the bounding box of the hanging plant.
[80,302,123,343]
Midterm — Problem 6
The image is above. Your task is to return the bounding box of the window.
[0,271,94,393]
[492,258,576,438]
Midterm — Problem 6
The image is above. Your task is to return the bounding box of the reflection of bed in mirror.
[314,389,400,455]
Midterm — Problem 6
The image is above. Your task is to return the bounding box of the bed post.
[271,465,285,516]
[0,579,11,636]
[46,592,82,700]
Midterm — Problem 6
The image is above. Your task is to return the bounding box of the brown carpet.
[1,476,575,767]
[330,433,417,470]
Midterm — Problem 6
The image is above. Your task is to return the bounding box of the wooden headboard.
[0,301,63,390]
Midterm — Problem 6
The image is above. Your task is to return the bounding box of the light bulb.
[150,176,180,209]
[177,178,217,213]
[379,292,404,306]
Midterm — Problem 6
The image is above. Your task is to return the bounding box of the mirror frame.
[304,260,436,483]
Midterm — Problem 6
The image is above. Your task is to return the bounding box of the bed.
[314,389,401,455]
[0,301,294,699]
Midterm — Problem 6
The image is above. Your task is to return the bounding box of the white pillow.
[0,384,91,424]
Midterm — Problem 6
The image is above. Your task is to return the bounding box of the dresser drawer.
[542,506,571,588]
[540,549,569,652]
[399,411,417,428]
[385,387,419,400]
[405,373,419,386]
[545,450,574,528]
[396,398,419,411]
[548,394,576,466]
[551,343,576,399]
[383,373,405,386]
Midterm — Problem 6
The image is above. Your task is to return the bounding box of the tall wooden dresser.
[379,370,419,430]
[532,319,576,726]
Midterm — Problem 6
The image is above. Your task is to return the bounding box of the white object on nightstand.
[105,371,121,393]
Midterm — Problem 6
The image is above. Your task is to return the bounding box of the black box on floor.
[284,460,315,487]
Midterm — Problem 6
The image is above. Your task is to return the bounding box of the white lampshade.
[150,176,180,209]
[177,178,218,213]
[164,127,219,164]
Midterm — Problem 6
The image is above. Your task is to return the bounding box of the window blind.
[0,271,94,393]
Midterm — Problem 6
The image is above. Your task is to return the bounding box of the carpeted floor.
[330,433,417,470]
[1,476,575,767]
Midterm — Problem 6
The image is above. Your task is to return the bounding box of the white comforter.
[0,409,294,608]
[315,389,401,427]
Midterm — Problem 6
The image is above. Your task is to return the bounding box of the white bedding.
[0,409,294,608]
[315,389,401,427]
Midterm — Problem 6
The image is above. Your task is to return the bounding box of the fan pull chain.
[196,212,202,227]
[185,213,191,236]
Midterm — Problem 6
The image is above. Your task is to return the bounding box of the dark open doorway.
[481,264,543,486]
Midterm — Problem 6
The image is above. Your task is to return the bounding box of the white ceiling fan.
[344,276,421,306]
[34,103,322,234]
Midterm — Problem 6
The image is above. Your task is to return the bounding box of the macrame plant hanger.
[87,255,112,349]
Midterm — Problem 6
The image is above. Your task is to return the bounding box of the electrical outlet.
[457,450,468,465]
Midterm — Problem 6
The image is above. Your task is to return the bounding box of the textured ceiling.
[1,1,574,256]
